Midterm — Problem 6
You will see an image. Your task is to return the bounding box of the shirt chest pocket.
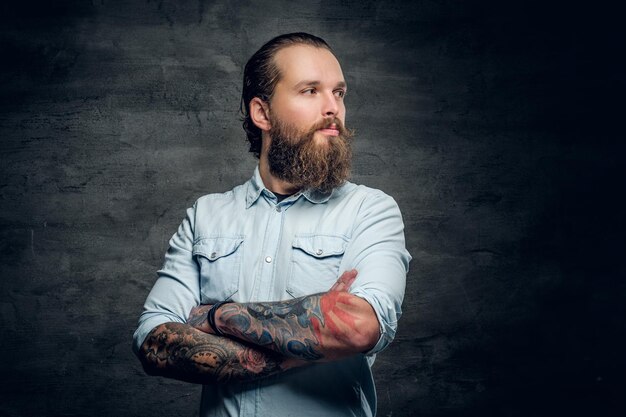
[287,234,348,298]
[193,237,243,303]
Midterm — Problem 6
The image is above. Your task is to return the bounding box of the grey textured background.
[1,1,624,416]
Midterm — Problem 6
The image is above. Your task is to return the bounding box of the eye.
[334,89,346,99]
[301,88,317,95]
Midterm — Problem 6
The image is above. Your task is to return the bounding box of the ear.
[250,97,271,132]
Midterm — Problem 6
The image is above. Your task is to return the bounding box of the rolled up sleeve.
[132,204,201,354]
[344,190,411,355]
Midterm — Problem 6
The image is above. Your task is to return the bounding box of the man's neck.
[258,155,301,195]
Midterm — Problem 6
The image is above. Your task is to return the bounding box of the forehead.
[273,44,345,87]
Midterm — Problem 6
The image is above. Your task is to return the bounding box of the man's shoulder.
[192,181,249,211]
[334,181,396,205]
[328,181,404,222]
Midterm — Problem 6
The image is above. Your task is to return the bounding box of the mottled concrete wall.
[1,1,623,416]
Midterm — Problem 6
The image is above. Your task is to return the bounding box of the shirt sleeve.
[132,203,201,354]
[344,190,411,355]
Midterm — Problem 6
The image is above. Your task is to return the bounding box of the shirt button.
[210,252,217,259]
[265,256,273,263]
[276,206,282,212]
[316,249,323,256]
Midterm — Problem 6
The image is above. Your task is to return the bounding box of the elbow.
[140,359,159,377]
[135,343,162,377]
[133,324,168,377]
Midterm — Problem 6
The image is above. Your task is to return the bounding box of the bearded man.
[133,32,411,417]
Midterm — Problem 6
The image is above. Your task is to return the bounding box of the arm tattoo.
[138,322,297,384]
[217,291,360,361]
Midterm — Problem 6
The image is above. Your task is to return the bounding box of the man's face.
[265,45,353,192]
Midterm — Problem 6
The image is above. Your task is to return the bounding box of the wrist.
[208,300,233,336]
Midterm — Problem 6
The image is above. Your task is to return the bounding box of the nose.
[322,91,339,117]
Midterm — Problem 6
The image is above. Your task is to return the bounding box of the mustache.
[309,118,351,137]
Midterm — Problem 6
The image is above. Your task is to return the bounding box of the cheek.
[283,104,319,126]
[337,102,346,121]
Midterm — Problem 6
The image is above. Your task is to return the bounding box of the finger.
[187,306,200,321]
[341,269,358,289]
[329,272,348,291]
[187,304,212,324]
[330,269,358,292]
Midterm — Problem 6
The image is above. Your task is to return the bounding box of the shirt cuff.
[132,313,184,355]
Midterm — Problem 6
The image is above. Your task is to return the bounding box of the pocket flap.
[292,234,347,258]
[193,237,244,261]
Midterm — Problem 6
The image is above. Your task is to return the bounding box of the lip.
[318,127,340,137]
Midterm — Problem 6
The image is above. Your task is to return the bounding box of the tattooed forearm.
[213,290,378,361]
[218,295,326,360]
[137,322,303,384]
[186,270,379,362]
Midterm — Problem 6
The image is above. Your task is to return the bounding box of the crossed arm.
[137,270,381,383]
[137,322,302,384]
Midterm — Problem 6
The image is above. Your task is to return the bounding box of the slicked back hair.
[240,33,333,158]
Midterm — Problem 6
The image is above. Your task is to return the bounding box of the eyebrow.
[293,80,347,90]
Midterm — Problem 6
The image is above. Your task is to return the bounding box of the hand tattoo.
[188,304,213,334]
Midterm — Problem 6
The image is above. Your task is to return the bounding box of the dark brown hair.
[240,33,332,158]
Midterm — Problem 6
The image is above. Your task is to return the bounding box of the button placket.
[252,196,287,301]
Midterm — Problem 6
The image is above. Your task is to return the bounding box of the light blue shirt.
[133,167,411,417]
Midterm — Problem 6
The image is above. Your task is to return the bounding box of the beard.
[267,116,353,193]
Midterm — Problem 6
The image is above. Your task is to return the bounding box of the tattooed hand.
[188,304,214,334]
[187,269,359,335]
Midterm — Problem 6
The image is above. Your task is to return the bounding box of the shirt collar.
[245,166,334,208]
[301,187,333,204]
[245,166,265,208]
